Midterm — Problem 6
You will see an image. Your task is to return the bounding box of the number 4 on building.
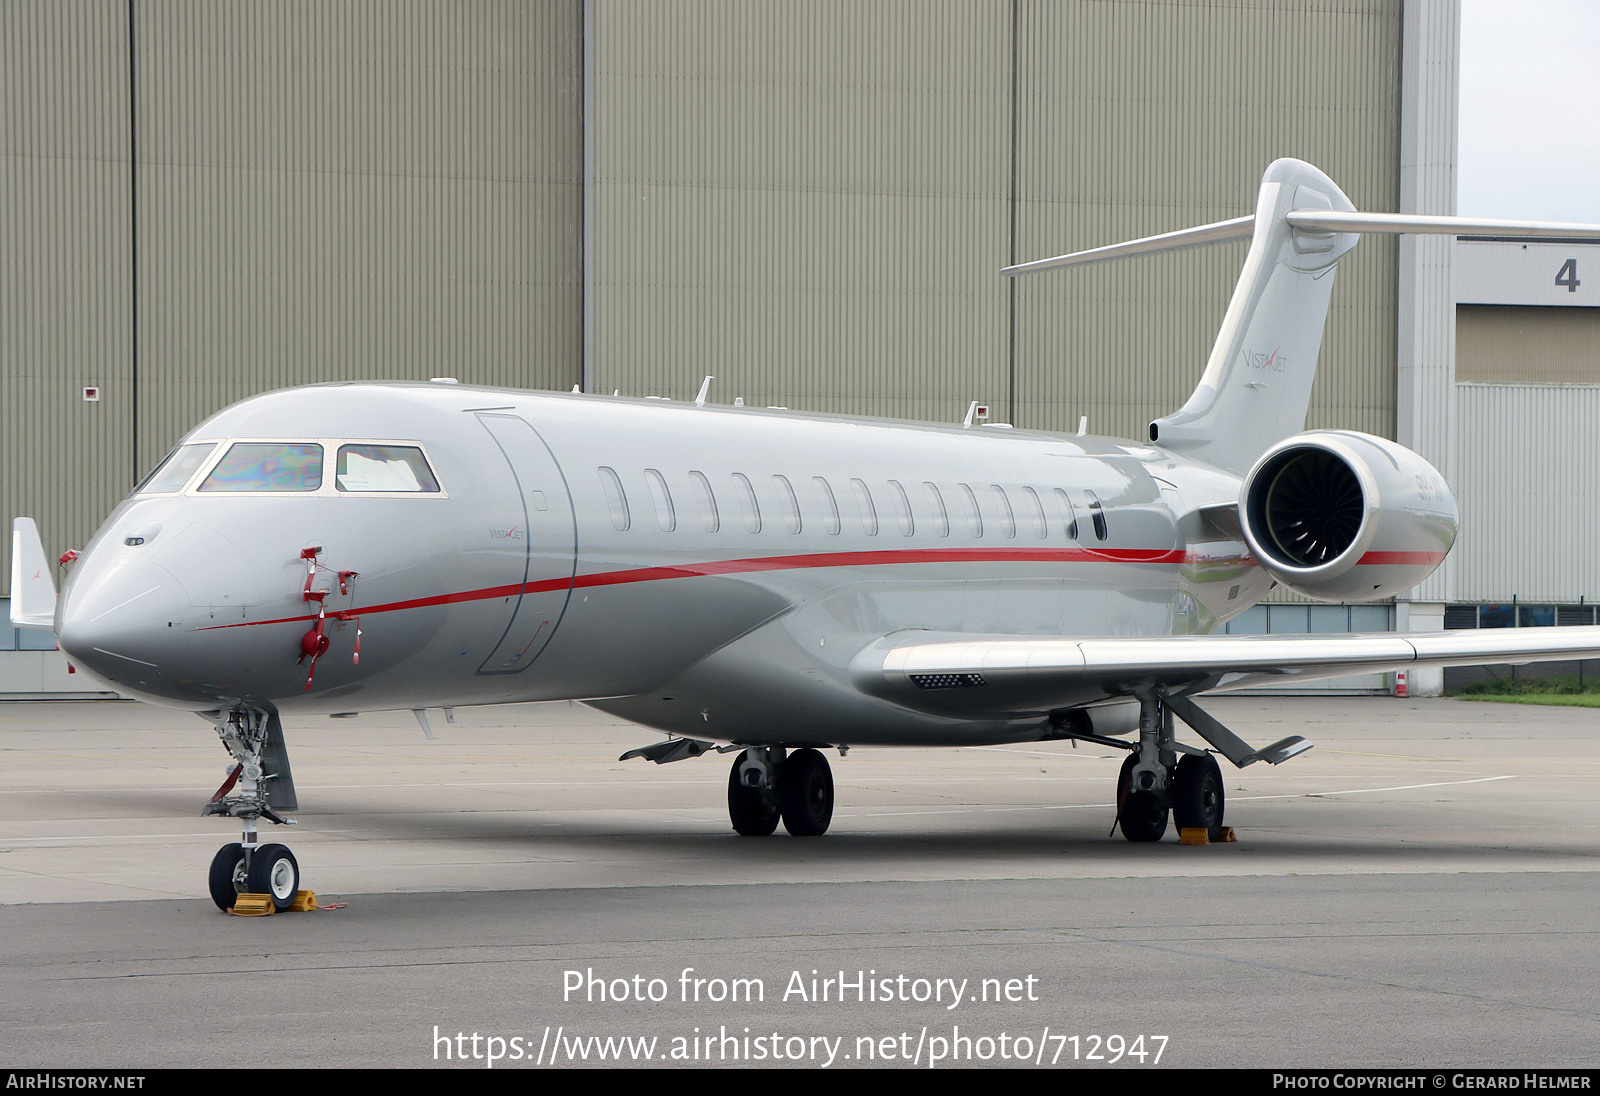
[1556,257,1580,292]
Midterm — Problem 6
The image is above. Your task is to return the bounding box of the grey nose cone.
[56,560,191,694]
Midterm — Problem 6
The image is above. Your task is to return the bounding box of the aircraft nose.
[56,560,192,690]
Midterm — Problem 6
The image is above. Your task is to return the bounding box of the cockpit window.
[199,442,324,492]
[134,443,217,494]
[335,445,441,492]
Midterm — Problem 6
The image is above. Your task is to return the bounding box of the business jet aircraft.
[14,159,1600,912]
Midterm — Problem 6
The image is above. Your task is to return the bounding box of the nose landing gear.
[201,707,302,911]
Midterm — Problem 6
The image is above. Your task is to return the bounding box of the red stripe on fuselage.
[195,545,1187,631]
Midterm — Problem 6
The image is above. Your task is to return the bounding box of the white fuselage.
[57,383,1265,746]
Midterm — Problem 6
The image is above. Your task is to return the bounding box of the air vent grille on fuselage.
[910,673,988,690]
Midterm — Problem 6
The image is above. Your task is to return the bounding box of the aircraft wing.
[849,626,1600,718]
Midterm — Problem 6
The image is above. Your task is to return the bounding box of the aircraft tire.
[727,752,780,836]
[247,843,300,911]
[208,842,248,912]
[1120,791,1169,842]
[1116,753,1169,842]
[778,748,833,837]
[1171,752,1225,833]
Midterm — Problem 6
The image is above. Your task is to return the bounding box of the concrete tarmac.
[1,696,1597,1069]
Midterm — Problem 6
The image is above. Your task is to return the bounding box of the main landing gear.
[1110,689,1313,842]
[201,707,302,911]
[728,747,835,837]
[620,737,841,837]
[1116,749,1226,842]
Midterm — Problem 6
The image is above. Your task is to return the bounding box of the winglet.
[10,518,57,629]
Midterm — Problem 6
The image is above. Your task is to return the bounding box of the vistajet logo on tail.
[1241,346,1287,372]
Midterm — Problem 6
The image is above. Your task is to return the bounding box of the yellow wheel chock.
[1178,826,1237,845]
[228,890,322,916]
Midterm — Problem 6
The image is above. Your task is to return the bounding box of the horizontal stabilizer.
[1006,208,1600,279]
[1001,216,1253,276]
[1285,211,1600,239]
[9,518,57,629]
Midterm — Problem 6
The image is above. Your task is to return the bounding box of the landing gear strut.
[1114,689,1178,842]
[727,746,836,837]
[1104,687,1313,841]
[201,707,300,910]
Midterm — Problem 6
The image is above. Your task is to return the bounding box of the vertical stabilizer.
[1146,159,1358,472]
[1005,162,1600,469]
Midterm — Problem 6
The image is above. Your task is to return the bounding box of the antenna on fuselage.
[694,376,714,407]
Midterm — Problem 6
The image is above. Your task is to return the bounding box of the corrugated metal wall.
[2,0,584,579]
[1012,0,1401,440]
[1,1,134,575]
[1457,307,1600,384]
[1454,385,1600,602]
[132,0,585,472]
[587,0,1012,418]
[589,0,1401,439]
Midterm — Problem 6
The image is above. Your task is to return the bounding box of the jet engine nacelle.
[1238,431,1457,602]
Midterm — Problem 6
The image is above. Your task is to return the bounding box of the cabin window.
[990,485,1015,538]
[923,482,949,536]
[814,477,841,534]
[732,472,761,533]
[335,445,441,492]
[1086,489,1108,540]
[772,475,802,533]
[851,478,878,535]
[135,443,216,494]
[199,442,323,492]
[599,467,630,530]
[958,483,982,537]
[1020,486,1048,539]
[644,468,676,532]
[689,470,719,532]
[1054,488,1079,540]
[888,479,914,536]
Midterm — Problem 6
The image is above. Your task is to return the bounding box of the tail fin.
[1004,158,1600,474]
[1147,159,1356,472]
